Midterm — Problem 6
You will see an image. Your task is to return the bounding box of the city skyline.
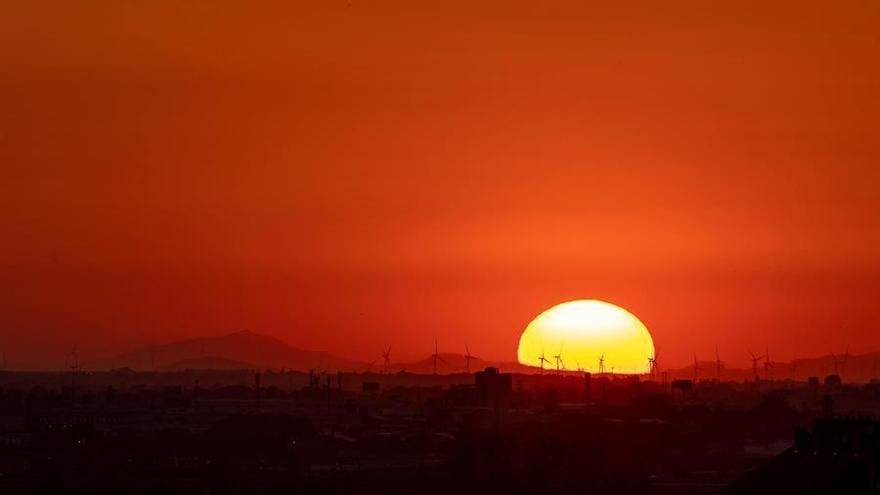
[2,1,879,368]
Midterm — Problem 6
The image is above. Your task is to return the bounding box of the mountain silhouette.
[388,353,534,374]
[97,330,366,372]
[654,352,880,383]
[87,332,880,381]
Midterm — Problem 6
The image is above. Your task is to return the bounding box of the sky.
[1,1,879,369]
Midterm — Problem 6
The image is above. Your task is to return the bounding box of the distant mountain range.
[382,352,532,375]
[658,352,880,383]
[93,330,530,374]
[95,330,367,372]
[90,330,880,382]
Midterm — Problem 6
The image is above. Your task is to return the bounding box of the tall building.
[475,367,512,409]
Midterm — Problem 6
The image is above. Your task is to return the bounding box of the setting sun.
[518,300,655,374]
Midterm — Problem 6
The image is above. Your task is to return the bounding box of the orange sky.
[1,1,879,369]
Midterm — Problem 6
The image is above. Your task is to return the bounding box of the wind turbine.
[650,349,660,379]
[748,349,765,381]
[67,346,80,395]
[764,346,775,381]
[553,345,565,373]
[693,353,700,382]
[67,346,80,372]
[464,344,476,374]
[715,346,722,382]
[830,352,844,376]
[598,355,606,375]
[431,339,444,375]
[382,345,392,374]
[538,350,550,374]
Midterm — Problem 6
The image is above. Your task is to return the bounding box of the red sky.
[1,1,879,369]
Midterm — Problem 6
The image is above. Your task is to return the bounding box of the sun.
[517,299,654,374]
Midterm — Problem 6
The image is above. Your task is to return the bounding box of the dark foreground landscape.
[1,368,879,494]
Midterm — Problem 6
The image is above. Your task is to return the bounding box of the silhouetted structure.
[1,368,877,494]
[475,367,512,408]
[672,379,693,394]
[728,418,880,494]
[825,374,842,386]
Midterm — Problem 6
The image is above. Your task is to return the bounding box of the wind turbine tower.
[431,339,443,375]
[764,346,775,382]
[538,350,550,375]
[382,345,392,374]
[650,349,660,379]
[464,344,475,374]
[830,352,845,378]
[553,346,565,374]
[749,350,765,382]
[67,346,80,399]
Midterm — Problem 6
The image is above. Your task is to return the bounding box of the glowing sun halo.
[517,300,654,374]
